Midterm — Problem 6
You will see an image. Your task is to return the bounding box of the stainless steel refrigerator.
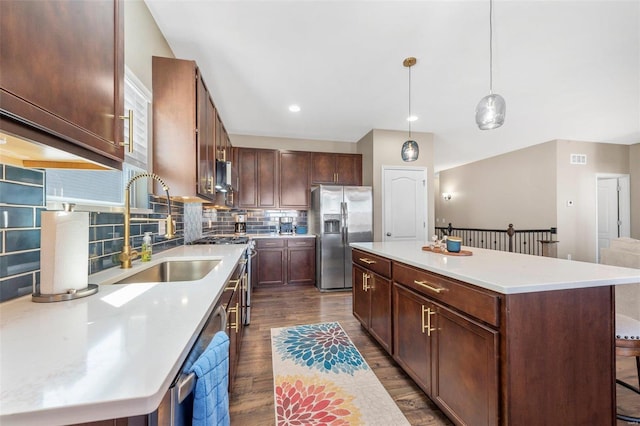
[309,185,373,291]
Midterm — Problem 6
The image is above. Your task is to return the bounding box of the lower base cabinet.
[356,251,615,425]
[255,238,315,287]
[223,258,247,392]
[353,264,392,353]
[393,283,499,426]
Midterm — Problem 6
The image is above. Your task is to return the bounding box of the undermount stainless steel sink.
[113,260,220,284]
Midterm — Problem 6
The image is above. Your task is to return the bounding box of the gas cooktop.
[191,235,250,245]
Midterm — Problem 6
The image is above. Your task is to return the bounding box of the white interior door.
[382,167,427,242]
[596,177,622,262]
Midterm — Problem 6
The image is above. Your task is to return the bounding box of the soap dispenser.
[141,232,152,261]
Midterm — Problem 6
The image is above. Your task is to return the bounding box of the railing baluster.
[434,223,557,257]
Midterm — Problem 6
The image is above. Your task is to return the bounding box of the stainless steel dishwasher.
[149,304,227,426]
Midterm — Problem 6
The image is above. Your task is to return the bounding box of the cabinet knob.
[386,232,391,237]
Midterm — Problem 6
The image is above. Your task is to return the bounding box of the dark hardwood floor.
[229,284,639,425]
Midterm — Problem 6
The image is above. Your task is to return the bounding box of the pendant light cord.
[489,0,493,95]
[408,64,412,138]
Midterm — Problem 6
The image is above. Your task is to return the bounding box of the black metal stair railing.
[434,223,557,256]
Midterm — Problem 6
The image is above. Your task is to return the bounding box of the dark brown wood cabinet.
[279,151,311,209]
[153,56,233,201]
[236,148,278,208]
[352,250,392,353]
[393,282,499,426]
[220,257,247,392]
[153,56,224,201]
[255,238,315,287]
[355,250,616,425]
[392,284,433,393]
[255,238,286,286]
[198,77,216,197]
[311,153,362,186]
[0,0,124,168]
[286,238,316,285]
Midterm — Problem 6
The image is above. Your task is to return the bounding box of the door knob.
[386,232,391,236]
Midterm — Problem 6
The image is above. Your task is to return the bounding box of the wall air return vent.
[570,154,587,165]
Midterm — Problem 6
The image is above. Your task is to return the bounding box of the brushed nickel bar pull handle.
[234,302,240,333]
[363,273,371,291]
[225,279,240,291]
[427,308,436,336]
[359,258,376,265]
[414,280,444,293]
[421,305,427,334]
[421,306,436,336]
[119,109,134,153]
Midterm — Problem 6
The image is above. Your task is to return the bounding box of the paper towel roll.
[40,211,89,295]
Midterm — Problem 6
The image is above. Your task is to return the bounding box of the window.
[46,67,152,208]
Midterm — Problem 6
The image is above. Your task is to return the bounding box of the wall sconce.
[442,193,452,201]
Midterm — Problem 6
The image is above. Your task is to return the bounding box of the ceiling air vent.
[570,154,587,165]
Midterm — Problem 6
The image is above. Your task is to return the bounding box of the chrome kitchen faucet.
[119,173,175,268]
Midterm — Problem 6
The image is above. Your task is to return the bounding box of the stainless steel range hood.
[215,160,232,192]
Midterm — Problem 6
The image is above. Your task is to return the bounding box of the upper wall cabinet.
[311,153,362,186]
[236,148,278,209]
[0,0,124,168]
[279,151,310,209]
[153,56,225,201]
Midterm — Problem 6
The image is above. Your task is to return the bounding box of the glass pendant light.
[475,0,506,130]
[401,57,419,162]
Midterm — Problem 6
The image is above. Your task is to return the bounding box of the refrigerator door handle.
[340,201,347,245]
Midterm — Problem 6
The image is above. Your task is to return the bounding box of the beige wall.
[436,139,634,263]
[357,130,374,186]
[631,143,640,239]
[358,129,434,241]
[124,0,174,90]
[437,141,557,230]
[556,140,631,262]
[229,134,358,154]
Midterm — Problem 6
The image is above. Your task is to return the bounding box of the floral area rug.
[271,322,409,425]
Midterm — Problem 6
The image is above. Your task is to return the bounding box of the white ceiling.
[144,0,640,172]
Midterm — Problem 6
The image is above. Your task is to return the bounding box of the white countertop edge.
[351,241,640,294]
[0,245,246,426]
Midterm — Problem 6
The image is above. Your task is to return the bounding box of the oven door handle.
[176,304,227,403]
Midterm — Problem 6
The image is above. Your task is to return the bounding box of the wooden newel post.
[507,224,515,252]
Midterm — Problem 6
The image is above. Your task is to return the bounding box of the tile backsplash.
[0,163,184,302]
[202,208,308,235]
[0,162,309,303]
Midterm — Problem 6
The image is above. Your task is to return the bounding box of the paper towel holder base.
[32,284,98,303]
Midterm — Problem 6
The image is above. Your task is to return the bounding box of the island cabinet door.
[352,265,370,328]
[431,301,499,426]
[393,284,433,396]
[368,272,392,353]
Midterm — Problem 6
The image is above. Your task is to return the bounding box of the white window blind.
[123,67,150,170]
[46,67,151,207]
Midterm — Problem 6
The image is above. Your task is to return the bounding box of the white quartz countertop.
[248,233,315,239]
[0,245,246,426]
[351,241,640,294]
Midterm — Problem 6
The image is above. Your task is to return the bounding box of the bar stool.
[616,313,640,423]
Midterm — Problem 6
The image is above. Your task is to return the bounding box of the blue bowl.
[446,237,462,253]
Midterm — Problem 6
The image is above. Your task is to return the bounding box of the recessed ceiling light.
[289,104,301,112]
[407,115,418,122]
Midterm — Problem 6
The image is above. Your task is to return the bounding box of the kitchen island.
[351,240,640,426]
[0,244,246,426]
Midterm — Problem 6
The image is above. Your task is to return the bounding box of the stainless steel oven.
[190,235,254,325]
